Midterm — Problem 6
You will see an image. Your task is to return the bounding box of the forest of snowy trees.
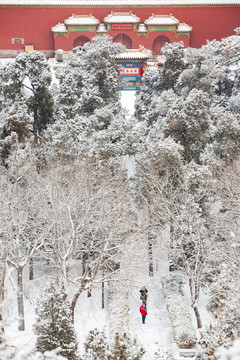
[0,31,240,359]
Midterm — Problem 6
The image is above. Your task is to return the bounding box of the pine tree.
[84,328,111,360]
[34,284,79,360]
[113,332,145,360]
[1,51,54,143]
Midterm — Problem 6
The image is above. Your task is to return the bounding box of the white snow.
[114,49,151,59]
[97,23,107,33]
[177,23,192,32]
[120,91,136,117]
[51,23,67,33]
[64,15,99,25]
[104,12,140,24]
[145,15,179,26]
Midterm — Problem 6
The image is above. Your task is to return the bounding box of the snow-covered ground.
[120,90,136,117]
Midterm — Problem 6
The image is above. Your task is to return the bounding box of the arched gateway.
[113,34,132,49]
[73,36,90,48]
[152,36,170,55]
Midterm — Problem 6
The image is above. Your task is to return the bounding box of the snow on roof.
[65,14,99,26]
[138,24,148,32]
[145,14,179,26]
[1,0,240,6]
[97,23,107,32]
[177,23,192,32]
[114,47,151,59]
[51,23,67,32]
[104,11,140,24]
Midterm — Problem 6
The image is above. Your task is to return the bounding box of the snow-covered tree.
[161,274,196,348]
[0,98,31,163]
[135,42,185,122]
[112,332,145,360]
[0,51,54,143]
[164,89,211,163]
[84,328,110,360]
[34,283,79,360]
[32,156,138,321]
[26,349,68,360]
[56,35,124,117]
[0,146,47,330]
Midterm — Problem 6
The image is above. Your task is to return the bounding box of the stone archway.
[113,34,132,49]
[152,35,170,55]
[73,35,90,48]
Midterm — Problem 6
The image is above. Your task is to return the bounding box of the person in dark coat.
[139,303,147,324]
[140,287,148,304]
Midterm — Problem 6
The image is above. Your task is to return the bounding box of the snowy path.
[124,232,179,359]
[129,275,178,359]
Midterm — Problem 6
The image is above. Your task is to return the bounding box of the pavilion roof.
[51,23,68,32]
[65,14,99,25]
[114,47,151,60]
[145,14,179,26]
[177,23,192,32]
[104,11,140,24]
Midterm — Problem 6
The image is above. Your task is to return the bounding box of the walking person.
[140,287,148,305]
[140,303,147,324]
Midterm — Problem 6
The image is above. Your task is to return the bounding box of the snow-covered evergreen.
[34,284,79,360]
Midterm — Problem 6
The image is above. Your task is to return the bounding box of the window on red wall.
[153,36,170,55]
[113,34,132,49]
[73,36,90,48]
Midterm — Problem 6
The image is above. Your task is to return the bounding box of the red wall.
[0,5,239,52]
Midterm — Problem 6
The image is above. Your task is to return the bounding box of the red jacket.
[140,305,147,316]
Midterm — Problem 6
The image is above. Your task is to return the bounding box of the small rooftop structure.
[51,23,67,33]
[114,46,152,60]
[138,24,148,33]
[97,23,107,33]
[145,14,179,26]
[104,11,140,23]
[177,22,192,33]
[65,14,100,26]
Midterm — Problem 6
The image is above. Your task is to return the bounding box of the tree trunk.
[112,333,120,360]
[29,257,34,280]
[33,103,39,144]
[193,306,202,329]
[0,309,4,335]
[70,286,84,323]
[148,239,153,277]
[102,267,104,309]
[17,266,25,331]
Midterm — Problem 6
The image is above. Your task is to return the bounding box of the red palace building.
[0,0,240,58]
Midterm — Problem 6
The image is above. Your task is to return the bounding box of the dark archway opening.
[73,35,90,48]
[152,35,170,55]
[113,34,132,49]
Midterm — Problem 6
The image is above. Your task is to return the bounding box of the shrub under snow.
[161,274,196,349]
